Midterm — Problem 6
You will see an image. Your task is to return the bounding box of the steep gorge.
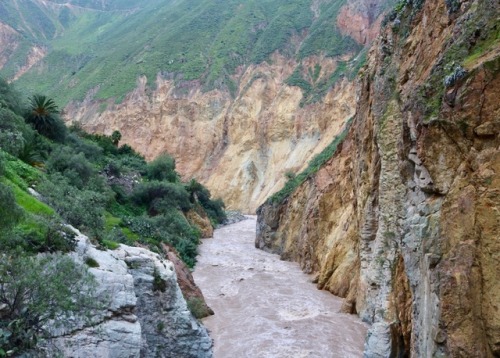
[65,56,356,213]
[257,0,499,356]
[0,0,392,213]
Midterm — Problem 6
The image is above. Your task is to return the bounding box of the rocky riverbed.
[193,216,367,357]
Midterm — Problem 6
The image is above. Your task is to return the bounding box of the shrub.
[124,211,200,267]
[65,133,104,162]
[0,108,30,157]
[84,257,100,268]
[132,181,192,214]
[0,254,97,355]
[111,130,121,146]
[46,146,96,189]
[185,179,226,224]
[100,239,120,250]
[0,78,22,114]
[37,174,106,237]
[13,218,77,254]
[146,154,178,182]
[2,152,43,189]
[152,268,167,292]
[186,297,210,319]
[0,182,23,238]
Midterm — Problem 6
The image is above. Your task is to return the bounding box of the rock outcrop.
[44,228,213,358]
[257,0,500,356]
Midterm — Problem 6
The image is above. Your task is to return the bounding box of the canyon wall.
[58,0,390,213]
[257,0,499,356]
[65,55,356,213]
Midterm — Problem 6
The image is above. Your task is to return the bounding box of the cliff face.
[66,55,356,213]
[257,0,500,356]
[43,228,213,357]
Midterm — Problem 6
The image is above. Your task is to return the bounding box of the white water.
[193,216,367,358]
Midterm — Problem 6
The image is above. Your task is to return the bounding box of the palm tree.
[25,95,66,141]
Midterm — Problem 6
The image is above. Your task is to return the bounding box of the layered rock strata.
[257,0,500,356]
[44,228,213,358]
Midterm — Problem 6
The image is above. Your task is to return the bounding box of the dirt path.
[193,216,367,358]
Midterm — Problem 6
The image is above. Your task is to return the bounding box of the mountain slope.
[257,0,500,356]
[1,0,392,212]
[2,0,372,103]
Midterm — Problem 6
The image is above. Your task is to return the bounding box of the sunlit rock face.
[43,228,213,358]
[257,0,500,356]
[65,55,356,213]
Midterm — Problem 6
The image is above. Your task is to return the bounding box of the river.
[193,216,367,358]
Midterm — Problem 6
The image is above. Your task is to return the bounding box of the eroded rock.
[43,228,213,358]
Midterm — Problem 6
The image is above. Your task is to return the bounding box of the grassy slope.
[0,0,367,105]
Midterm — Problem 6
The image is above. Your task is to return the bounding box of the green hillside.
[0,0,368,105]
[0,78,225,268]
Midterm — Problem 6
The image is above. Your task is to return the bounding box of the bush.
[0,108,32,157]
[0,78,22,114]
[125,210,200,267]
[65,133,104,162]
[186,297,210,319]
[46,146,96,189]
[185,179,226,224]
[0,253,97,355]
[85,257,100,268]
[0,182,23,238]
[146,154,178,182]
[37,174,106,237]
[132,181,192,214]
[13,218,77,254]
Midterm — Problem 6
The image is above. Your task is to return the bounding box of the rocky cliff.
[257,0,499,356]
[65,55,356,213]
[43,227,213,357]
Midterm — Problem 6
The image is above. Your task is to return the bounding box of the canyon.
[257,0,500,356]
[1,0,498,357]
[66,61,356,213]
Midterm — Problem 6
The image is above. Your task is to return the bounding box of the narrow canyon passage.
[193,216,367,358]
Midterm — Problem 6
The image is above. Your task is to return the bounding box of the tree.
[25,95,66,142]
[185,178,204,203]
[0,254,97,356]
[111,130,121,146]
[146,154,178,182]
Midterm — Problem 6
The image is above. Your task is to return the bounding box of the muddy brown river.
[193,216,367,358]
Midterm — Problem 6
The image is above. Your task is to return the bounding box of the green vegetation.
[267,118,352,204]
[84,257,100,268]
[152,268,167,293]
[0,254,97,356]
[186,297,209,319]
[0,0,374,107]
[286,50,368,106]
[0,78,226,354]
[381,0,499,125]
[0,78,225,265]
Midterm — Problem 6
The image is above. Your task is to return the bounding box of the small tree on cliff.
[0,254,97,355]
[111,130,121,146]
